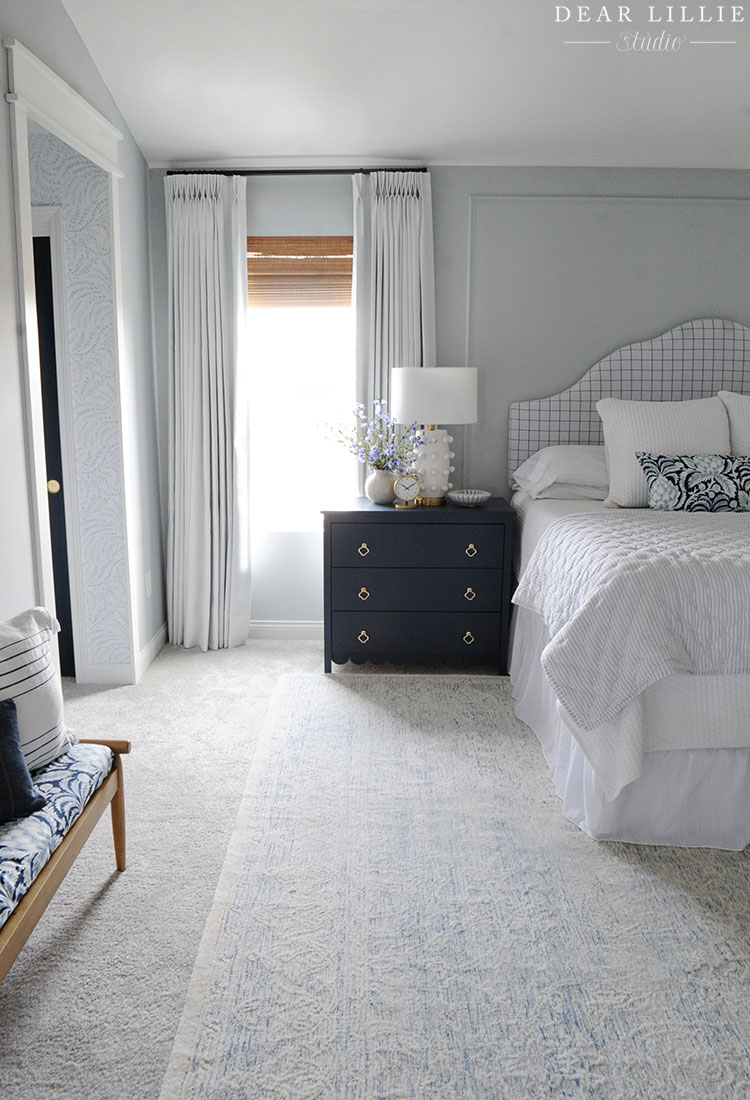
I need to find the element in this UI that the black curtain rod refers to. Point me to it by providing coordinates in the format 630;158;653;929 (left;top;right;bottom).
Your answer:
164;167;428;177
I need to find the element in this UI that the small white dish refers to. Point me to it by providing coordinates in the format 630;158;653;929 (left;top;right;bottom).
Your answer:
447;489;491;507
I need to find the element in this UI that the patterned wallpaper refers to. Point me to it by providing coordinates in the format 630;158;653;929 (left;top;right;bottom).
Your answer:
28;129;131;667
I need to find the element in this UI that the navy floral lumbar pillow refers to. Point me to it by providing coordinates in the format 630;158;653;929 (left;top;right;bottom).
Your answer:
636;453;750;512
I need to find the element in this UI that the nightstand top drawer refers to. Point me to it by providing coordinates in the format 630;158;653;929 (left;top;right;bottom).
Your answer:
331;522;505;569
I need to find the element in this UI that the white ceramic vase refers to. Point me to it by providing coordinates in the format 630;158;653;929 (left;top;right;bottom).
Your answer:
364;468;396;505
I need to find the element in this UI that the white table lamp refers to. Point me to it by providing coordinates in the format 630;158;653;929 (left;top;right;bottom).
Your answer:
391;367;478;505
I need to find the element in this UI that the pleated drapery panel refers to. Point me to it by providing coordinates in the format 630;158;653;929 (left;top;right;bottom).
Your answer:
352;170;436;416
165;174;251;651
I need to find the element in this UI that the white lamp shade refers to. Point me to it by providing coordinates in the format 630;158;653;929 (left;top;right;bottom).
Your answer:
391;367;478;425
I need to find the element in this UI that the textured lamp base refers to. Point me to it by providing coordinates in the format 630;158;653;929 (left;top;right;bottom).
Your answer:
414;428;455;504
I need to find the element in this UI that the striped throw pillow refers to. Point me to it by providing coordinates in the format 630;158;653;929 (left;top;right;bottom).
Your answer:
0;608;76;772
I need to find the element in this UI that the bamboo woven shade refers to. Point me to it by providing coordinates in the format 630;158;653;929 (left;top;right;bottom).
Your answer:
247;236;353;308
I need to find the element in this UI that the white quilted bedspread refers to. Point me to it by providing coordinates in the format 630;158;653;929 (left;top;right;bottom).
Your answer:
513;510;750;737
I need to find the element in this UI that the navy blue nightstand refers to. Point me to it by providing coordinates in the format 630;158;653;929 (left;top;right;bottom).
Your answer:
322;497;514;673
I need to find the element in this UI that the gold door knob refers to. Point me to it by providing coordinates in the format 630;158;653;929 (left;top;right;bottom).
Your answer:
357;542;370;557
464;587;476;602
463;631;475;646
357;630;370;644
358;587;370;601
47;478;61;495
465;543;477;558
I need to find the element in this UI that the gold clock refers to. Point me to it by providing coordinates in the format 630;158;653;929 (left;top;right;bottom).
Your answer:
393;473;421;508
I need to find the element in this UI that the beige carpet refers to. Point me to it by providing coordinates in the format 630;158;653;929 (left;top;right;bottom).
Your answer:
0;640;321;1100
1;643;749;1099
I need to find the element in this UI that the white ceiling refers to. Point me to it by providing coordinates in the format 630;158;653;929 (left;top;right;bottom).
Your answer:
60;0;750;170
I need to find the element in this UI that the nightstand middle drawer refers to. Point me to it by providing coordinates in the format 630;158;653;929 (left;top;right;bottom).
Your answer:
331;568;502;612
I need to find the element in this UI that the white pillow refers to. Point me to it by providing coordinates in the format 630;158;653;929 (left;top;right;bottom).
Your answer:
0;607;76;772
596;396;731;508
718;391;750;454
511;445;608;500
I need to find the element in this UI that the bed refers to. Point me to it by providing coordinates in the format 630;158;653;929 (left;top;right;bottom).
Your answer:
507;317;750;850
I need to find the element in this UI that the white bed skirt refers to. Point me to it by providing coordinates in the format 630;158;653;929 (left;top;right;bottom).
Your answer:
509;606;750;850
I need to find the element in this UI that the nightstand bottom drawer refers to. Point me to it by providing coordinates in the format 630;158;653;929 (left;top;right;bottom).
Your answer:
331;611;502;660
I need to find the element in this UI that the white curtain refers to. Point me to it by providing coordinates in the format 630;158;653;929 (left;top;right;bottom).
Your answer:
165;174;251;650
352;170;436;417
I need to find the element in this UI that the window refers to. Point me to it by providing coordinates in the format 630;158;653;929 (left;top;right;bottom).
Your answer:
247;236;356;535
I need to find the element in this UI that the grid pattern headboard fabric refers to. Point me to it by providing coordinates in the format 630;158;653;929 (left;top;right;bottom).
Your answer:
507;318;750;480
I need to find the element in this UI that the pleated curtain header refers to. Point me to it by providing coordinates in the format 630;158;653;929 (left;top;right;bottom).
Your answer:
370;170;429;199
165;173;246;203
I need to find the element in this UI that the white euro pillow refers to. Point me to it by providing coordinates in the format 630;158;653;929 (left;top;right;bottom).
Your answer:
718;391;750;454
511;445;608;500
0;607;77;772
596;396;731;508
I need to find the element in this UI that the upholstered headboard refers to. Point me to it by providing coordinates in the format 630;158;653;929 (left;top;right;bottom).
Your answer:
507;318;750;481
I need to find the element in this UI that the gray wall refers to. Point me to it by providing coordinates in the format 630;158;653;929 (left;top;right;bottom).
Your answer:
0;0;164;660
148;165;750;624
431;166;750;492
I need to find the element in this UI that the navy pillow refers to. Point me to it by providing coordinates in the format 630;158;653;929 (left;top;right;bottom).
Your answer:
636;453;750;512
0;699;46;826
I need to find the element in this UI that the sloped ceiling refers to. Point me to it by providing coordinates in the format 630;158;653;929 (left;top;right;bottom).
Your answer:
60;0;750;169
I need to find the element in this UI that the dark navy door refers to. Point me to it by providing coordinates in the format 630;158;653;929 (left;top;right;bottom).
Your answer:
33;235;75;677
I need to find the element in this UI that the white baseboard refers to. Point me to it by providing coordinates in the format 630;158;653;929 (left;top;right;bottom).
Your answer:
248;620;324;641
74;621;315;681
74;622;167;685
76;662;136;686
135;621;168;681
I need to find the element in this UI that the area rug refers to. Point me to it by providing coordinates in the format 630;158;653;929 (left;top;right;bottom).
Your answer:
159;673;750;1100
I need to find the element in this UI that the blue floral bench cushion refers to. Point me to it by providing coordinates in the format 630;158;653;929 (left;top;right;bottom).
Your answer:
0;742;114;930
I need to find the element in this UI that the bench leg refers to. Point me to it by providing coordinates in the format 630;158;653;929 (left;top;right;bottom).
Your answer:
110;754;127;871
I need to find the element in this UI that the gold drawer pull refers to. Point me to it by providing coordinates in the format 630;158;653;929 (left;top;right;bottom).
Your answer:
463;631;475;646
358;587;370;601
358;630;370;644
465;543;477;558
464;587;476;602
357;542;370;557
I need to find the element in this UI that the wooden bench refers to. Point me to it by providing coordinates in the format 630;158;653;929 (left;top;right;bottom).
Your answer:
0;738;130;984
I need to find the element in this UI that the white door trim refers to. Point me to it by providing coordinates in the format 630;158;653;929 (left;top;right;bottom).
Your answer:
5;40;139;683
